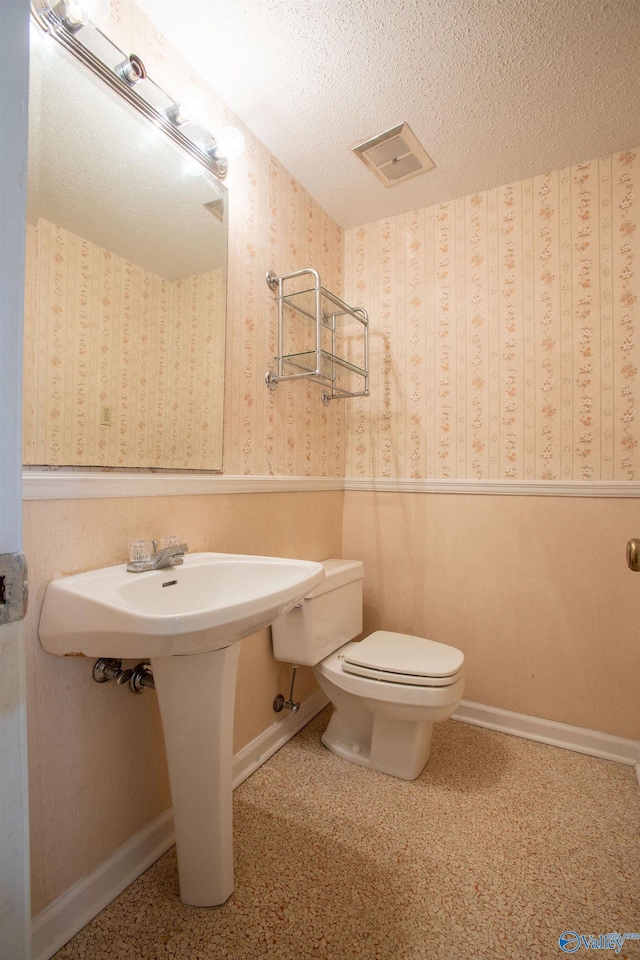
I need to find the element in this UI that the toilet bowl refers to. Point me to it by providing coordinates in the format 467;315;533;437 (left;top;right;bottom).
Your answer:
271;560;465;780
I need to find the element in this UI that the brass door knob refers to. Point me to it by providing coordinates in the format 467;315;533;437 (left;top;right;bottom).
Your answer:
627;539;640;571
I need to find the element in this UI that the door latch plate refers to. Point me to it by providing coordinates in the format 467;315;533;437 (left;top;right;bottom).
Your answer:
0;553;28;624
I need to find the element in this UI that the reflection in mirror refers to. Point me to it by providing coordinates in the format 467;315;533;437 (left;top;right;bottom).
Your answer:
24;25;227;470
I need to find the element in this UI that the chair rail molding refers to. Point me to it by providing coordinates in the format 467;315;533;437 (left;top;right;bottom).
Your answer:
22;471;640;500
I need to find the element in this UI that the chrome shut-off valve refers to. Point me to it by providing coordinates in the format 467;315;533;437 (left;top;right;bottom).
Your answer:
92;658;132;685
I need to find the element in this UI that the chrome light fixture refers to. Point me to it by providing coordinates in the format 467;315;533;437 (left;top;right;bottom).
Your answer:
31;0;244;180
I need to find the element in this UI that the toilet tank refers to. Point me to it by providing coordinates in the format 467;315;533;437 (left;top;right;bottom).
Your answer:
271;559;364;666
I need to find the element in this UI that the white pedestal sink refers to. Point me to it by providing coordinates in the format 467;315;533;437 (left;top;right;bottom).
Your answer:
39;552;324;906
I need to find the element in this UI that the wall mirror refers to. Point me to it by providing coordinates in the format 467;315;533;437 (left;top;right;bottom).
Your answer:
24;23;228;471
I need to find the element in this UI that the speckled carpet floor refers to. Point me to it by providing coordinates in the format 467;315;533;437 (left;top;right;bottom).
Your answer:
54;708;640;959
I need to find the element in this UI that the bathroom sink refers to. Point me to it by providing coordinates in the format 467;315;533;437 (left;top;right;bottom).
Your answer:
39;551;325;659
39;550;325;908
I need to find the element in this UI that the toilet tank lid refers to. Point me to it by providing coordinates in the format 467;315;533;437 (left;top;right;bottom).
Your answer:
305;559;364;598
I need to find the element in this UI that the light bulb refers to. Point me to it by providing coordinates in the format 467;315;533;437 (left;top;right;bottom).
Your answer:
177;94;210;129
215;125;245;161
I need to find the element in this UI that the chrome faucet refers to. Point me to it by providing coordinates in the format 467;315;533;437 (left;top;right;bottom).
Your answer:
126;539;189;573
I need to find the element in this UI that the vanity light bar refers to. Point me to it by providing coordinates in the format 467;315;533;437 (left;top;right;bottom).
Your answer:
30;0;230;180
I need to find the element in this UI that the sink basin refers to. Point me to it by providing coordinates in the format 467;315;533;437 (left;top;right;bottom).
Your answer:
39;551;325;908
39;551;325;658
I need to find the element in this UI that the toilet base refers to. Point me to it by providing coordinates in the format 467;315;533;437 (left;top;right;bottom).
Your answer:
312;643;463;781
322;709;433;780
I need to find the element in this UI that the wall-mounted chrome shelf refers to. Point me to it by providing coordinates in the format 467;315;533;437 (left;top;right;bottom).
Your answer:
265;268;369;405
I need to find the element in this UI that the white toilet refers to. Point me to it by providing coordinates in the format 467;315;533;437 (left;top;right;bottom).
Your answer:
271;559;465;780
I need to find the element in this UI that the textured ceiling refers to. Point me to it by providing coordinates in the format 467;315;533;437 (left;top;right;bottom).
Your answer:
136;0;640;228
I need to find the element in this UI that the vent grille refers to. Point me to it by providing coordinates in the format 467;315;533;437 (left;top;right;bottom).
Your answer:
353;122;435;188
386;154;423;182
366;135;410;167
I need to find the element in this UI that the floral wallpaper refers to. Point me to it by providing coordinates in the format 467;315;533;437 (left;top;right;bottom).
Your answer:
226;153;344;476
23;218;225;469
345;148;640;481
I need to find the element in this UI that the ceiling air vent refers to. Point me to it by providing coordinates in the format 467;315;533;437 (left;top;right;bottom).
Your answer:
353;122;435;188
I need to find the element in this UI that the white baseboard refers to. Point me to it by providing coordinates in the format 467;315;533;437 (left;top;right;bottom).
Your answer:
232;689;329;790
453;699;640;767
31;809;176;960
31;689;329;960
32;693;637;959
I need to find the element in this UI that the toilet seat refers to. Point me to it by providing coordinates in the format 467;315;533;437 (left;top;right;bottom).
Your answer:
341;630;464;687
317;642;465;711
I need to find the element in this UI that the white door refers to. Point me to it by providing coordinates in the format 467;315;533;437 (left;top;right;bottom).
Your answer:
0;1;32;957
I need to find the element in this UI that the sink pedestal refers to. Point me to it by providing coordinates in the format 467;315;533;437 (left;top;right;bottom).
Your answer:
151;644;241;907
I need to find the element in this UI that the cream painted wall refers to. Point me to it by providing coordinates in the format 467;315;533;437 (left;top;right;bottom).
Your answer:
25;491;342;914
343;491;640;740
